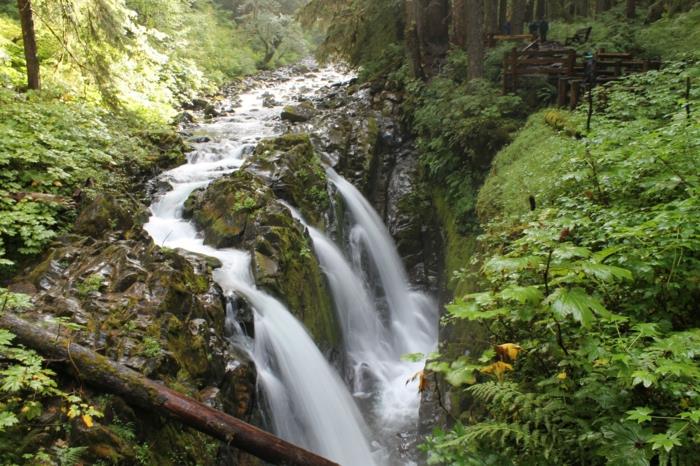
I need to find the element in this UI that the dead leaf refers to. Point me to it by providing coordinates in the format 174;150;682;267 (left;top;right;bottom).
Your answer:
81;414;93;428
406;370;429;393
496;343;522;362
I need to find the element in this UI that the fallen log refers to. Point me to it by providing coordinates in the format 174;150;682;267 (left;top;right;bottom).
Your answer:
0;313;339;466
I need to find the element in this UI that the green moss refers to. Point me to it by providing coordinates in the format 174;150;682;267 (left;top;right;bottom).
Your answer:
432;188;478;297
476;110;580;222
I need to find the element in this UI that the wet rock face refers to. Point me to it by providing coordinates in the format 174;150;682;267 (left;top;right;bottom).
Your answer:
11;197;258;465
294;81;444;291
184;134;340;354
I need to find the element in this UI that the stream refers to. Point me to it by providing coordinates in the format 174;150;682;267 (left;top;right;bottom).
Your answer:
144;64;437;465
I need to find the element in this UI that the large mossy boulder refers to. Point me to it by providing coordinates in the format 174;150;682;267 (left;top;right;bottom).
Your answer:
281;101;317;123
246;133;330;226
11;233;259;465
184;133;339;353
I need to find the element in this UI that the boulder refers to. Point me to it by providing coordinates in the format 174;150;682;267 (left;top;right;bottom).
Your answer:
184;134;340;353
281;101;317;123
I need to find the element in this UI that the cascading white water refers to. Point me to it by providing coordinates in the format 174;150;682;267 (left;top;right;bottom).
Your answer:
143;66;378;466
285;176;438;443
327;169;438;356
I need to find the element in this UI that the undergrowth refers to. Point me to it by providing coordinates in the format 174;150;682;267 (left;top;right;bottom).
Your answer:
423;61;700;465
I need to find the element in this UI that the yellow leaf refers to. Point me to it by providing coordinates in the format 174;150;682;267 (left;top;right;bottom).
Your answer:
557;371;567;380
81;414;93;428
496;343;522;362
480;361;513;381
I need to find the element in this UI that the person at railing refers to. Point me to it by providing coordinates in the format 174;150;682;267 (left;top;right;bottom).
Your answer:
538;19;549;42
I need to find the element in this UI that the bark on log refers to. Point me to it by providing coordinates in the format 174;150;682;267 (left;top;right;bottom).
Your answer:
0;313;339;466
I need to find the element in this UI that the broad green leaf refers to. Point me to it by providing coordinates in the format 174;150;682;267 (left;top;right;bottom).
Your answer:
500;285;544;305
631;370;657;388
680;410;700;423
581;262;633;282
401;353;426;363
484;255;543;274
626;407;653;424
648;433;681;452
0;411;18;431
546;287;612;327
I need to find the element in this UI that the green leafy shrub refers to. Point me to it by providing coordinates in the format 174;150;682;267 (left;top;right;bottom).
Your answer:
0;88;154;272
405;71;525;231
426;61;700;465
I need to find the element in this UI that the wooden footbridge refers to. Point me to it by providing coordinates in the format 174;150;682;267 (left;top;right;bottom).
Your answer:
502;46;661;107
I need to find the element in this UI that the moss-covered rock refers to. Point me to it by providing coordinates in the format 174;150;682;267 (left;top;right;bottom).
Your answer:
281;100;317;122
74;194;149;239
247;133;330;226
184;134;339;352
12;232;258;465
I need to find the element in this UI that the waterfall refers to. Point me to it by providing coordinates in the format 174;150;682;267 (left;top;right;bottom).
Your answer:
327;169;438;357
285;170;438;441
143;66;377;466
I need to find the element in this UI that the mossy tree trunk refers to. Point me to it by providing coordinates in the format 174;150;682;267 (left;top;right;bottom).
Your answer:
0;313;339;466
17;0;40;90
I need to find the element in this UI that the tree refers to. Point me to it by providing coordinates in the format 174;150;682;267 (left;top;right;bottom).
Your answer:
595;0;612;14
485;0;498;33
17;0;40;90
498;0;507;30
236;0;306;68
511;0;527;34
452;0;466;47
406;0;450;78
466;0;485;79
626;0;636;17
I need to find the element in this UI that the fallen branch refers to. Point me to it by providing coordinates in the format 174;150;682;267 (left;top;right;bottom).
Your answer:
0;313;338;466
9;192;74;206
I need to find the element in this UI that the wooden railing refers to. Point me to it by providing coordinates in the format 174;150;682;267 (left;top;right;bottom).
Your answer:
502;47;661;107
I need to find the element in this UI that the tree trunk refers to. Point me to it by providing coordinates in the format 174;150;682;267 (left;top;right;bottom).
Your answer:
0;313;339;466
17;0;40;90
626;0;636;17
466;0;485;79
411;0;450;77
525;0;535;22
498;0;507;31
485;0;498;33
535;0;546;19
595;0;612;14
511;0;527;34
452;0;467;47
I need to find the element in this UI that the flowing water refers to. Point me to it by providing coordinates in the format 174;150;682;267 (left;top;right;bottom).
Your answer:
144;65;437;465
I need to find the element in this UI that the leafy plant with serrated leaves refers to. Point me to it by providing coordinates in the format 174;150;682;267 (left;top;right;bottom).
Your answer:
425;61;700;464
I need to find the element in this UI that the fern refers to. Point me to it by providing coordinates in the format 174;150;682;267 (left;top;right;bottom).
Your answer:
54;445;88;466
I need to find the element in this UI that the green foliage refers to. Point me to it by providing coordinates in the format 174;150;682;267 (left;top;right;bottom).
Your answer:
0;87;153;271
0;317;102;465
547;4;700;61
427;62;700;464
638;4;700;59
76;273;105;297
405;66;525;231
300;0;403;68
141;336;163;358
